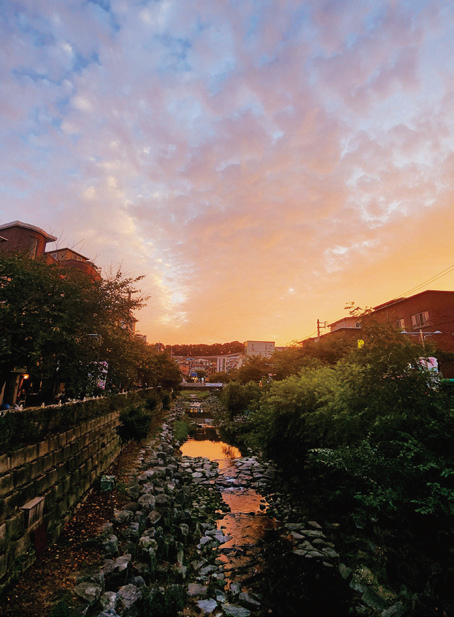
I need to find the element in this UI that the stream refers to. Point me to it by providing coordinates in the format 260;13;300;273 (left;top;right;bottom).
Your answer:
180;435;276;589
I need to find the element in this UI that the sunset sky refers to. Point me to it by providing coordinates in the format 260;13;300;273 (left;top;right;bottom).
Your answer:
2;0;454;345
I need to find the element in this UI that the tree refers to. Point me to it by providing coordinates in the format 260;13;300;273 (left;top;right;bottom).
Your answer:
220;381;262;420
0;254;148;403
207;371;231;383
237;355;272;384
150;353;182;390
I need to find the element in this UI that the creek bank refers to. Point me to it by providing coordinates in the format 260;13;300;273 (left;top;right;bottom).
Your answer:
70;406;411;617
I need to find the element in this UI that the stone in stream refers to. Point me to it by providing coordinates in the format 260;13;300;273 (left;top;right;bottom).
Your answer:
116;584;143;616
187;582;208;597
239;591;261;610
197;598;219;614
223;604;251;617
99;591;118;612
147;510;162;526
138;493;155;512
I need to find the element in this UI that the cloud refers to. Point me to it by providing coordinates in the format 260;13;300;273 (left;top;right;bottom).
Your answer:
1;0;454;344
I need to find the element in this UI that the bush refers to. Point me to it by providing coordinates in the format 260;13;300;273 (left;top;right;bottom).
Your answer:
0;389;157;454
117;404;152;443
173;419;190;442
162;392;171;410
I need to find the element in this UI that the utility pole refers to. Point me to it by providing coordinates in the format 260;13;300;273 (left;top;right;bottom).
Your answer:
317;320;328;339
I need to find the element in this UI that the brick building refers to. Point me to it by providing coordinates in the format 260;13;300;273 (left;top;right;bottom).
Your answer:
0;220;57;258
306;290;454;377
0;221;101;281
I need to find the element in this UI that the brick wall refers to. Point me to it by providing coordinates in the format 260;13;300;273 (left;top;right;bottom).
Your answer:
0;411;120;593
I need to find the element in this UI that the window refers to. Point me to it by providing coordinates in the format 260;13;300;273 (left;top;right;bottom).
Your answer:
27;236;38;259
396;318;405;330
411;311;429;329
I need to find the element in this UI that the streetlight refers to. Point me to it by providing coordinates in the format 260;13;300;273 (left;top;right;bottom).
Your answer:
401;330;442;343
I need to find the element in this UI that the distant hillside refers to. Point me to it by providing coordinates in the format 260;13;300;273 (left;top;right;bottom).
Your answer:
167;341;244;357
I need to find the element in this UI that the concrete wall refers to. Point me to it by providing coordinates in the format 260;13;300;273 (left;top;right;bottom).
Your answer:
0;411;120;593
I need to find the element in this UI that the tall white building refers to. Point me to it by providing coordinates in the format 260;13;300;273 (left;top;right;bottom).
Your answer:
244;340;275;358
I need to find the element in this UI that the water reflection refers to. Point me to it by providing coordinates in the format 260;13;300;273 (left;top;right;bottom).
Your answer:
180;437;276;587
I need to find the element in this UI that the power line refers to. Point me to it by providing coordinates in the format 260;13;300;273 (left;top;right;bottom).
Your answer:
399;265;454;298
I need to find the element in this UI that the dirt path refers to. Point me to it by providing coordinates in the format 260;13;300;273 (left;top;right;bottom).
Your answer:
0;438;152;617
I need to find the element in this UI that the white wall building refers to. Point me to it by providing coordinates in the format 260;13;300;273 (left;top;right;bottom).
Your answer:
244;340;275;358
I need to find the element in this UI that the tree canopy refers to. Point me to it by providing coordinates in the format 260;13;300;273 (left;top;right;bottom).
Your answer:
0;253;180;404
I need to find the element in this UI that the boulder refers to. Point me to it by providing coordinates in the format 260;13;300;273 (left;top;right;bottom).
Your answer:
74;581;102;605
116;583;143;617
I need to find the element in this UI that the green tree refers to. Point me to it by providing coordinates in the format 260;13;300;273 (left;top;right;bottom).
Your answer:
220;380;262;420
150;353;182;390
237;355;272;384
0;254;148;403
207;371;231;383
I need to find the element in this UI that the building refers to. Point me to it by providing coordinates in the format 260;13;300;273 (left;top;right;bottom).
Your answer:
216;353;244;373
0;220;57;258
0;221;101;281
46;247;101;281
0;221;102;406
244;340;275;358
367;290;454;352
304;290;454;377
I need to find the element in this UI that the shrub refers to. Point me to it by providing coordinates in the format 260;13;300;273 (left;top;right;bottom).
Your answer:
117;404;152;443
173;419;190;442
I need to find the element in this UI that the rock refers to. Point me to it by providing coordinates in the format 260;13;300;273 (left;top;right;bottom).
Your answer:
138;493;155;513
215;590;227;603
223;604;251;617
124;522;140;540
132;562;150;582
187;583;208;597
339;563;352;580
116;584;143;617
103;535;119;556
292;549;307;556
323;547;340;559
148;547;157;576
130;576;146;587
74;581;102;605
199;535;213;547
291;531;306;541
104;555;132;590
303;529;325;538
126;484;141;501
239;592;261;610
179;523;190;543
100;475;116;491
382;602;407;617
155;493;170;508
114;510;134;525
99;522;114;538
361;588;388;611
100;591;118;611
147;510;162;526
197;598;219;614
200;564;217;576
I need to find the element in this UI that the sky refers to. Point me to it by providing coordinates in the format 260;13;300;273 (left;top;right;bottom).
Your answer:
2;0;454;346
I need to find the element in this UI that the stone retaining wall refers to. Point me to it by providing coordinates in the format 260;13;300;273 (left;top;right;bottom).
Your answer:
0;411;121;593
